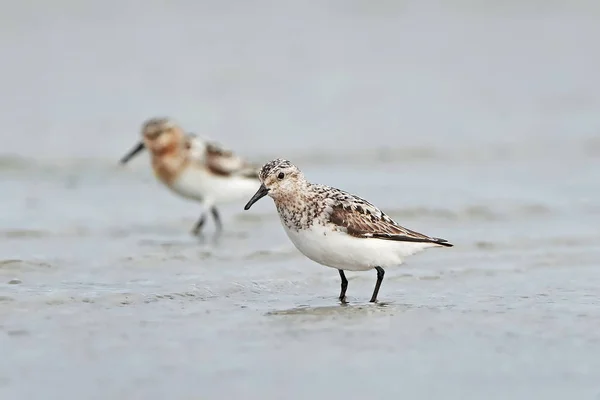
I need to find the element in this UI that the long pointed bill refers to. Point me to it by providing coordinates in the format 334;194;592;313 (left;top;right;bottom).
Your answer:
119;142;145;164
244;184;269;210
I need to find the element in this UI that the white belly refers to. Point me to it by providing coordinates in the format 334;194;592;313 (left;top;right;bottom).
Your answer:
169;167;259;206
282;222;437;271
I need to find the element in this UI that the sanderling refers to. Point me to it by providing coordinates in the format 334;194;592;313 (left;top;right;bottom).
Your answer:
243;158;453;303
120;117;260;235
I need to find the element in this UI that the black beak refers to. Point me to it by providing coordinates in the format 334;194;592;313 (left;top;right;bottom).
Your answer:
119;142;145;164
244;184;269;210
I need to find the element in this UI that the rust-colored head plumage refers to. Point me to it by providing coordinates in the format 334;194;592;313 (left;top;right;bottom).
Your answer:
139;117;186;154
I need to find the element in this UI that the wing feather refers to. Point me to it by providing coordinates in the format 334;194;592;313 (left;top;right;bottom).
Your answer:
203;141;259;179
328;200;451;246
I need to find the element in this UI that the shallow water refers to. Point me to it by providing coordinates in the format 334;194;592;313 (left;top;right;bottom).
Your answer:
1;1;600;399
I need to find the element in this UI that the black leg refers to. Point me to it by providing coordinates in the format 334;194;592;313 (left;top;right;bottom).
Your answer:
369;267;385;303
338;269;348;303
191;212;206;236
210;206;222;233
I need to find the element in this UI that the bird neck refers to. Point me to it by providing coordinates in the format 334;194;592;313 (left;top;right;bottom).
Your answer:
273;183;323;231
149;143;190;184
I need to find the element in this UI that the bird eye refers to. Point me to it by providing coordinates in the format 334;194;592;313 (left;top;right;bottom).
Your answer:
277;172;285;180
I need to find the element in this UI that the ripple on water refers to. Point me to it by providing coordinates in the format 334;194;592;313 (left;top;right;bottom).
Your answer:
0;259;53;272
264;300;461;320
0;228;93;239
266;302;395;317
0;229;49;239
26;289;216;308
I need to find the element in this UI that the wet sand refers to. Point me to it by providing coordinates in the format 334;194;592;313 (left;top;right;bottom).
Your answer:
1;1;600;399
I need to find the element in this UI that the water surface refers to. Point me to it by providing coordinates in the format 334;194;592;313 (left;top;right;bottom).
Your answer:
1;1;600;399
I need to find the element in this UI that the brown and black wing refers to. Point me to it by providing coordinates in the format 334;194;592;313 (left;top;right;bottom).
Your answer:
329;203;452;247
204;142;259;179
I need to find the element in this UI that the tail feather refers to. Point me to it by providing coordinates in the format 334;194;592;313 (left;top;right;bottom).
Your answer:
372;233;453;247
432;237;453;247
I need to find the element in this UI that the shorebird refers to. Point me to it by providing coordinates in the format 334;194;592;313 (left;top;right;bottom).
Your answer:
120;118;260;235
243;158;453;303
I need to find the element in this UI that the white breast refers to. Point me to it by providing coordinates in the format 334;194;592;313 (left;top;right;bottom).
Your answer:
281;221;437;271
170;166;258;206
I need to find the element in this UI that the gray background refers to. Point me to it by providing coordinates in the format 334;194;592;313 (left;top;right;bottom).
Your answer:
1;1;599;399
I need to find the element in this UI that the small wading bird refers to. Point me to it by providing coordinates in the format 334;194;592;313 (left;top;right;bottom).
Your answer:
244;158;453;303
120;118;260;235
